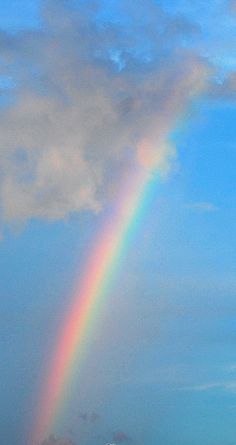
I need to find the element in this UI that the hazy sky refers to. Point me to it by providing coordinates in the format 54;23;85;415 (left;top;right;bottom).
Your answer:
1;1;236;445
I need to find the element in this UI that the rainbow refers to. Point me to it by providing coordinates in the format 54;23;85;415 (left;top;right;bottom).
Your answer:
30;166;153;445
28;62;208;443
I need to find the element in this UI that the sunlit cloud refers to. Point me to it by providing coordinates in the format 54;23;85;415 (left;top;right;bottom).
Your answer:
0;0;208;226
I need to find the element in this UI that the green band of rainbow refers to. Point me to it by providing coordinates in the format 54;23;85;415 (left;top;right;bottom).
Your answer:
30;167;152;445
28;65;208;443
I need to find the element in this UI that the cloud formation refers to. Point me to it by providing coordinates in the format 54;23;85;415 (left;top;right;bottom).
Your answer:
0;0;208;225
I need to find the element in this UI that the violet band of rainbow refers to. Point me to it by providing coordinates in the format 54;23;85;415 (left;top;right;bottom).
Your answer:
29;167;152;445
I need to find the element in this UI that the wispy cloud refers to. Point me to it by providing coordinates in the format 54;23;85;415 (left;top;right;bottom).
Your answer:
208;72;236;99
180;380;236;393
184;201;219;212
227;364;236;372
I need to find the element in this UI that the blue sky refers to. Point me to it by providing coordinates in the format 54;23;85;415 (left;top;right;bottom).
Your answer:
1;1;236;445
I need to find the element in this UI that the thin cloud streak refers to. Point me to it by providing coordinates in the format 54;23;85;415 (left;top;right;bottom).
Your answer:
179;380;236;393
184;201;219;212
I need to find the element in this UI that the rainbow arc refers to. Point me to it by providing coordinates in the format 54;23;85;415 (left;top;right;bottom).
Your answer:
30;167;152;445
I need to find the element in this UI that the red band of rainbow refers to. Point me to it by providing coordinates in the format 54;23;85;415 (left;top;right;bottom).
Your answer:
29;167;151;445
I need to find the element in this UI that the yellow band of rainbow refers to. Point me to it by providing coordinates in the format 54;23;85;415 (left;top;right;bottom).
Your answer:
30;167;152;445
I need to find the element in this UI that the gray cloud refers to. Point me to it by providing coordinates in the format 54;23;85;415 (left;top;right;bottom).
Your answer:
112;431;132;443
78;411;100;423
40;434;75;445
229;0;236;13
0;0;209;225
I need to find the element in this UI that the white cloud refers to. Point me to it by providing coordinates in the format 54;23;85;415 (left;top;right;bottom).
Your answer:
0;0;209;225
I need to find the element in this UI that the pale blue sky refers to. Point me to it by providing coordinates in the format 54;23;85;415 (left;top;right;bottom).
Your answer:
1;2;236;445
